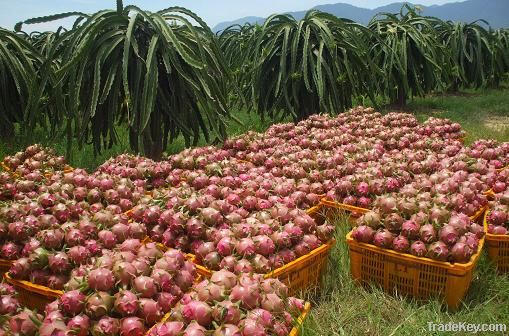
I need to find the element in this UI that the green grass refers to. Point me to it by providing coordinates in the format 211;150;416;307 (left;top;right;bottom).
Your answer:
301;211;509;336
2;88;509;335
405;87;509;144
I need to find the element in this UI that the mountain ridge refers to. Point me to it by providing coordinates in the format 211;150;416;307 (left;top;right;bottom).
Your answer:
213;0;509;32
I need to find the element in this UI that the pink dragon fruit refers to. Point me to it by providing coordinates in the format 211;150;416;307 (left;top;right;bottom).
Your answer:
88;268;115;291
114;290;139;317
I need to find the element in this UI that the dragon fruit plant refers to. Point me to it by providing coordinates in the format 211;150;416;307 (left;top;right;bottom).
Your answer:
38;244;196;335
0;282;43;336
149;270;307;336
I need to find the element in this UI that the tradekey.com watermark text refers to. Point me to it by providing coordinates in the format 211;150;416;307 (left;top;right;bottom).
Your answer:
428;321;507;334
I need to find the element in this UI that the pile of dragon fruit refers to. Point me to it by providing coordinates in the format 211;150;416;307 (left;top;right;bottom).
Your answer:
37;244;196;335
349;167;490;263
486;169;509;235
149;271;306;336
2;106;509;333
131;188;335;274
2;144;67;175
0;282;43;336
0;168;150;265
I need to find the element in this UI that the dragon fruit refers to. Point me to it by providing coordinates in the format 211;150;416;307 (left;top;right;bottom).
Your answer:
92;317;120;335
138;298;162;324
67;315;90;336
182;301;212;326
9;309;43;336
114;290;139;316
120;317;146;336
60;290;86;316
48;252;72;274
38;229;65;250
85;291;114;319
0;295;20;314
88;268;115;291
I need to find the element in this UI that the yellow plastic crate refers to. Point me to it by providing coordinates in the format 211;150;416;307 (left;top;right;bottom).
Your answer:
192;205;335;295
470;206;487;223
320;198;369;216
150;302;311;336
5;272;63;312
194;239;335;296
289;302;311;336
346;232;484;310
265;240;335;295
483;210;509;274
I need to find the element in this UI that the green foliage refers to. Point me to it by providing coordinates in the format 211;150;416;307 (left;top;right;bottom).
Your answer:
489;28;509;87
437;20;493;89
17;4;230;160
0;28;42;137
217;24;261;110
249;11;375;121
1;3;509;151
368;5;450;105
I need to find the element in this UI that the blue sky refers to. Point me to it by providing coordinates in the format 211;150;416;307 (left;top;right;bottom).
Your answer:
0;0;463;31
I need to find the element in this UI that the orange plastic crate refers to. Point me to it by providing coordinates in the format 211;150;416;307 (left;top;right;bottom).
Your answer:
483;210;509;274
5;272;63;312
43;165;74;179
484;189;495;199
151;302;311;336
193;205;335;295
145;312;171;335
0;161;11;172
346;232;484;310
194;239;335;296
470;206;487;223
320;198;369;216
288;302;311;336
63;165;74;174
1;161;20;178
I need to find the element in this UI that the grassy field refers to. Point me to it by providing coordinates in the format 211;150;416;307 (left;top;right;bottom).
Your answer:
1;87;509;335
2;86;509;170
